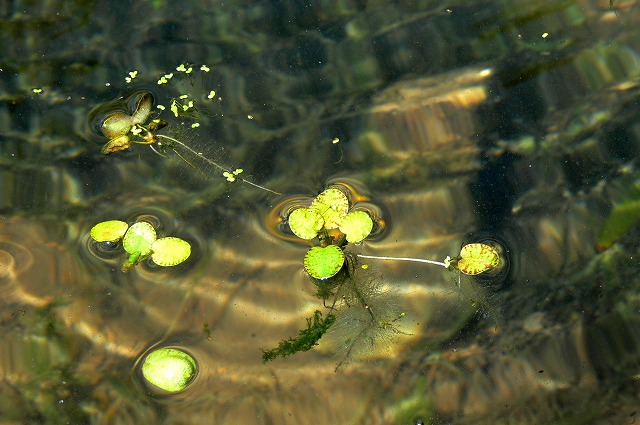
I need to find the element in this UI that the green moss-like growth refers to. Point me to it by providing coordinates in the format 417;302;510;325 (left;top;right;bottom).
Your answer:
261;310;336;362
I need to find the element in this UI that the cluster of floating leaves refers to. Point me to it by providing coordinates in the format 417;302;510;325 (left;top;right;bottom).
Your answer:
90;220;191;272
288;188;374;280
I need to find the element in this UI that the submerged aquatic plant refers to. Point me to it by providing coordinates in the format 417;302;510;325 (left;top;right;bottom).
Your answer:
262;186;385;364
261;310;336;363
89;220;191;272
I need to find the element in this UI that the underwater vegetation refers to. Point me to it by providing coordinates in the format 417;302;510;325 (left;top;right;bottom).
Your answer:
261;185;504;367
84;65;507;376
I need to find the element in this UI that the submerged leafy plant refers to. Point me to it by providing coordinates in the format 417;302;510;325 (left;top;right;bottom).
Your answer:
89;220;191;272
261;310;336;363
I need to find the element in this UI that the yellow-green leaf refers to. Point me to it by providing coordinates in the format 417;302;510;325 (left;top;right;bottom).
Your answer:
303;246;345;280
288;208;324;240
90;220;129;242
130;92;153;125
339;210;373;243
309;188;349;229
123;222;157;257
101;112;133;139
151;237;192;266
456;243;500;275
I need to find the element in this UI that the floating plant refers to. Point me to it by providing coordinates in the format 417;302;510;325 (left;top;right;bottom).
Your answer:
357;242;502;277
262;186;382;364
141;347;197;392
90;68;280;195
90;220;129;243
89;220;191;272
304;246;345;280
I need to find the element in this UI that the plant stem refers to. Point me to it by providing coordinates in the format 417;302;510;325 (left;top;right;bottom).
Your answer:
356;254;448;268
156;134;281;195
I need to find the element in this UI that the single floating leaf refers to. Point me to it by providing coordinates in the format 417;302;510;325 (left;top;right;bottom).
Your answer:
309;188;349;229
151;237;191;266
123;222;156;257
457;243;500;275
288;208;324;240
339;210;374;243
304;245;345;280
142;348;197;392
90;220;129;242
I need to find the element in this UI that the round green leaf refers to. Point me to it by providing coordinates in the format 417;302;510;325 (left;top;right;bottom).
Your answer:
151;237;191;266
90;220;129;243
309;188;349;229
288;208;324;240
142;348;197;392
303;246;345;280
123;222;156;257
339;210;374;243
457;243;500;275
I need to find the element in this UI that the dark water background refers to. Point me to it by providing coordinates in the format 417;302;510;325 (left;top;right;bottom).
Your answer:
1;0;640;424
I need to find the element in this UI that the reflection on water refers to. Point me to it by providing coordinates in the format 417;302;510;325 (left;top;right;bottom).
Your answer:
1;0;640;423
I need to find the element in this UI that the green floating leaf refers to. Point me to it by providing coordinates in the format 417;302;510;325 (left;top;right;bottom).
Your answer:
339;210;374;243
457;243;500;275
261;310;336;362
123;222;157;257
304;245;345;280
142;348;197;392
288;208;324;240
90;220;129;243
151;237;191;266
309;188;349;229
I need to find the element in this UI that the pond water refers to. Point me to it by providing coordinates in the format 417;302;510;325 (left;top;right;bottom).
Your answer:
1;0;640;424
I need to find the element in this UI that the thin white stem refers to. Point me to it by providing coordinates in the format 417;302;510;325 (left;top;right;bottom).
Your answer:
156;134;281;195
356;254;448;268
